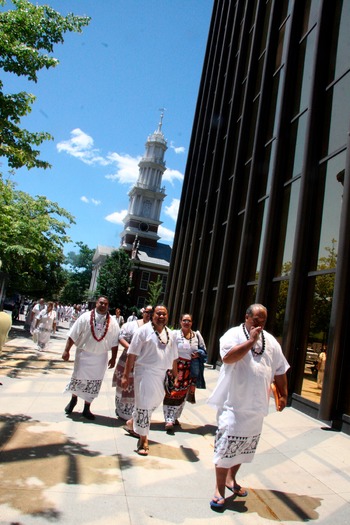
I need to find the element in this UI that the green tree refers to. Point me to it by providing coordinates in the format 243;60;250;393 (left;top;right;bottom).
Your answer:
59;242;94;304
0;0;90;170
147;275;163;306
0;175;74;295
96;250;132;311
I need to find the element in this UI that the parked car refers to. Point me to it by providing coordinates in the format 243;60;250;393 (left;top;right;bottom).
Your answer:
306;348;319;377
306;348;319;364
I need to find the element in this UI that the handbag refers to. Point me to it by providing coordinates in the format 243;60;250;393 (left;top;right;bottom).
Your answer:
164;369;175;395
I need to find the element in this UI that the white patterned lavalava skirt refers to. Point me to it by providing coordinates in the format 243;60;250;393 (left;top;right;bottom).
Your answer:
64;348;108;403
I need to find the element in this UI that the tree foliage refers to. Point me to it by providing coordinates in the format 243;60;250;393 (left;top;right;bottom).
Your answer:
0;174;74;296
0;0;90;170
147;275;163;306
96;250;132;310
59;242;94;304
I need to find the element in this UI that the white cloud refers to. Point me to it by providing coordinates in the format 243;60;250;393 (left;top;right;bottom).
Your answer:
58;129;185;185
170;141;185;154
105;153;140;184
81;196;101;206
57;128;109;166
158;225;175;242
163;168;184;185
105;209;128;224
165;198;180;222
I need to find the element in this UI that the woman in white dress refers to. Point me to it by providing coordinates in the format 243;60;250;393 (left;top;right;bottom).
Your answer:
112;306;153;421
163;313;207;431
121;305;178;456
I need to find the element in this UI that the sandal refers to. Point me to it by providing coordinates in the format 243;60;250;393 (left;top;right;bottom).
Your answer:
226;484;248;497
136;438;149;456
123;424;139;438
210;497;225;511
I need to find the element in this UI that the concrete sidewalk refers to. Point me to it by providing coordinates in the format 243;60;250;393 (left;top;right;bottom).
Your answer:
1;324;350;525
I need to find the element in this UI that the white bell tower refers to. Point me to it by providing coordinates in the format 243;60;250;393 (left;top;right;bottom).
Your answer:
120;111;167;251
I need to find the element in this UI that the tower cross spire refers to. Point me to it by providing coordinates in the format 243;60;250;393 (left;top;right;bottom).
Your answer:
158;107;166;132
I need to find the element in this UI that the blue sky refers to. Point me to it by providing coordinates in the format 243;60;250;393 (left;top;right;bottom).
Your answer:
2;0;213;254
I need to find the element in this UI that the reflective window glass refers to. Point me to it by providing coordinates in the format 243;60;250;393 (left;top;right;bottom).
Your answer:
317;152;345;266
326;73;350;155
301;274;334;403
238;162;251;212
258;142;273;199
293;29;316;116
228;213;244;287
255;199;268;276
276;179;301;276
266;71;281;142
287;112;307;179
333;0;350;80
269;280;289;340
259;0;272;56
301;0;318;37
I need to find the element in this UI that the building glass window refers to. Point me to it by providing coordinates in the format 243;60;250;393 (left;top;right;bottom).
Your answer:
228;214;244;287
246;97;259;161
259;0;271;56
276;178;301;276
332;0;350;81
238;162;251;212
292;28;316;117
161;275;167;292
301;0;318;37
249;200;265;281
269;279;289;340
140;271;150;290
266;139;277;196
275;24;285;70
265;71;281;143
317;152;345;266
301;273;335;403
291;112;307;179
255;198;268;276
325;73;350;156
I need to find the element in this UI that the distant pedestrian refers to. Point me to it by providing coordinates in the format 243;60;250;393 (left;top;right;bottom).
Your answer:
113;308;125;327
34;301;57;351
127;311;138;322
30;298;46;343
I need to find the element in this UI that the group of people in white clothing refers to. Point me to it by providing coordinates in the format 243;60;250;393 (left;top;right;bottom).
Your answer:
61;298;290;512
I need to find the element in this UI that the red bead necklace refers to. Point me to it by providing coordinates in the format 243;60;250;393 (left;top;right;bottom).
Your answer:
90;309;110;342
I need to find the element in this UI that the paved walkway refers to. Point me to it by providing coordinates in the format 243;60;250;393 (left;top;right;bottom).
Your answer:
0;323;350;525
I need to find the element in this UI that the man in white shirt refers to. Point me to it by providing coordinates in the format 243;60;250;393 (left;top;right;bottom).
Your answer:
208;304;289;511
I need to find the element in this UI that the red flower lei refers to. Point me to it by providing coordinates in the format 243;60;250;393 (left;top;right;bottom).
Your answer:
90;309;110;342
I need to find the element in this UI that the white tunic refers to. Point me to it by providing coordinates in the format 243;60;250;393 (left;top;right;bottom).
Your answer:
128;323;178;410
208;324;290;467
68;310;120;355
64;310;120;402
208;325;289;417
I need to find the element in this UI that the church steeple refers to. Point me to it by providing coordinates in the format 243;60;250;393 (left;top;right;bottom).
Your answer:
120;112;168;252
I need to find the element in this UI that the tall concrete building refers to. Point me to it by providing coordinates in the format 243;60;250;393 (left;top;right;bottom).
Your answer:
167;0;350;433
